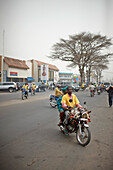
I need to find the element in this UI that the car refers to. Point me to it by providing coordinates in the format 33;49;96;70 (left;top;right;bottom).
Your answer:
36;82;46;92
0;82;17;92
57;82;79;92
104;82;110;89
72;84;80;92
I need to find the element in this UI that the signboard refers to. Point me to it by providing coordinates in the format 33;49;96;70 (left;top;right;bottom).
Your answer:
10;72;18;76
54;71;59;83
41;65;48;80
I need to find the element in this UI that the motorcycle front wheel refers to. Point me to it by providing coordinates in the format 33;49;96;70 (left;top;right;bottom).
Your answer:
76;127;91;146
50;98;57;108
22;93;24;100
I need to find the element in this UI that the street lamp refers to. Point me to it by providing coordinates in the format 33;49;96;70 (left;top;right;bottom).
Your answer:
1;29;5;82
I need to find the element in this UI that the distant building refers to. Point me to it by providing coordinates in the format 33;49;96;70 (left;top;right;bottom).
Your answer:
59;72;73;82
0;56;59;82
0;56;30;82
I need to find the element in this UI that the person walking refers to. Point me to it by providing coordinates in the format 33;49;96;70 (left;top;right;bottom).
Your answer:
106;85;113;107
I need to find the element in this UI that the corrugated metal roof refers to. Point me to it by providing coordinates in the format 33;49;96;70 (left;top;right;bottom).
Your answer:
4;57;29;69
35;60;59;71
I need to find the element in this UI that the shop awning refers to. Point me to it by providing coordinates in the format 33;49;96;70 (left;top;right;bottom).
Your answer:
27;77;35;82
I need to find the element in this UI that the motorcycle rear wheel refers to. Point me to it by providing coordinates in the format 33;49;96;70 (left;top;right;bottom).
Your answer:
22;93;24;100
50;98;57;108
76;127;91;146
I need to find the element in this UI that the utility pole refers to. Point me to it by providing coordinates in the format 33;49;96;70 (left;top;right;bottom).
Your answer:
1;29;5;82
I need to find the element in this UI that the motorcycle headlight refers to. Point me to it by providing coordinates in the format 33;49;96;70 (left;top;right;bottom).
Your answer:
71;109;75;114
82;112;87;118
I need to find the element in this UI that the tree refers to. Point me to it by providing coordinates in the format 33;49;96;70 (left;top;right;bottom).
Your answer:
92;64;108;83
48;32;113;85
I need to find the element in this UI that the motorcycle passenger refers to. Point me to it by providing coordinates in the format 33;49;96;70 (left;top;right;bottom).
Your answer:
55;84;63;97
31;82;36;94
57;86;67;126
61;86;83;135
22;83;29;96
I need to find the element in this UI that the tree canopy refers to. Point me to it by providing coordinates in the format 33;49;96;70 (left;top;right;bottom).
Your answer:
48;32;113;84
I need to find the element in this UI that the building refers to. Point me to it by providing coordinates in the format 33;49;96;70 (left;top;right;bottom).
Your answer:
34;60;59;82
58;72;73;83
0;56;59;83
0;56;31;82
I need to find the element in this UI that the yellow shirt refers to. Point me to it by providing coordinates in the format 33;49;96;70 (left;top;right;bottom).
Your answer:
31;84;36;89
55;87;63;97
61;93;79;107
22;85;29;91
82;83;84;87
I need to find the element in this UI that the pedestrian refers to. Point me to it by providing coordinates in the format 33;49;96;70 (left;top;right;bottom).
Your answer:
106;85;113;107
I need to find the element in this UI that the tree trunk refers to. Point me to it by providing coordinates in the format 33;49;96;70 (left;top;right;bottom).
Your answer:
79;66;84;86
88;66;91;83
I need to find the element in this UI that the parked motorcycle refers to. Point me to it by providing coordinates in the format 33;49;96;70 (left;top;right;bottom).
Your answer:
21;89;28;100
49;95;59;108
59;102;91;146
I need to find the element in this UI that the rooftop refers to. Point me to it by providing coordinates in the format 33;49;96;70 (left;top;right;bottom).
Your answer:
4;57;29;69
35;60;59;71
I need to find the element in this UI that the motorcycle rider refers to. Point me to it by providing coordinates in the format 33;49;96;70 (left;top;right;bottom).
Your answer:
57;86;68;126
97;84;101;94
61;86;83;135
55;84;63;97
89;83;95;95
31;82;36;94
22;82;29;96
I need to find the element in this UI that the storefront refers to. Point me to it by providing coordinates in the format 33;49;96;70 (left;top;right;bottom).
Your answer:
0;56;59;83
3;57;30;82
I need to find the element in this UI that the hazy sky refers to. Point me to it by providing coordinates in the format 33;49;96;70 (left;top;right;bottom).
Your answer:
0;0;113;81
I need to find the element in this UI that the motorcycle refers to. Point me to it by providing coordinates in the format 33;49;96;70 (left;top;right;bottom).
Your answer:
97;88;101;95
21;89;28;100
59;102;91;147
49;95;59;108
90;90;94;97
31;87;35;95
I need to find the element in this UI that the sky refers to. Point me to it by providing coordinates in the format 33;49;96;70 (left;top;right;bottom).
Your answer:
0;0;113;82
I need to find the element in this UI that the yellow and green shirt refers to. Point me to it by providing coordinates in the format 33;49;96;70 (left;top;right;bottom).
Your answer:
22;85;29;91
55;87;63;97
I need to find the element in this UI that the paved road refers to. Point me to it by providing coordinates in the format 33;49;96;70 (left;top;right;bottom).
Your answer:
0;90;113;170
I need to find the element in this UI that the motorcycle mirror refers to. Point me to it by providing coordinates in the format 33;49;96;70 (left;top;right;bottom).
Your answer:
84;101;86;105
69;99;73;102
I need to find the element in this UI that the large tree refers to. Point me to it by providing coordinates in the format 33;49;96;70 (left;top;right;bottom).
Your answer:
48;32;113;85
